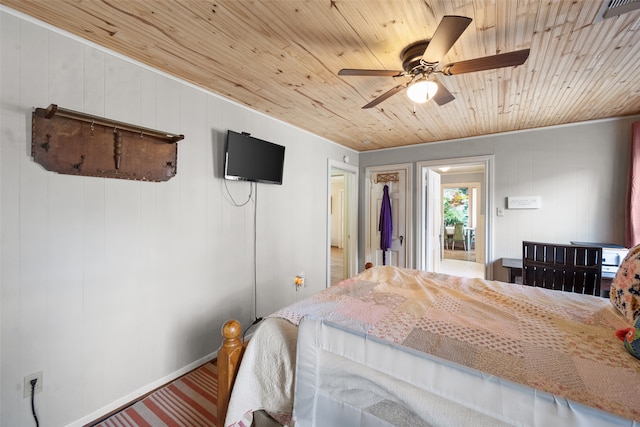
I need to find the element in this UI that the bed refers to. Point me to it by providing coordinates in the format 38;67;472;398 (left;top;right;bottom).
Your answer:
217;266;640;427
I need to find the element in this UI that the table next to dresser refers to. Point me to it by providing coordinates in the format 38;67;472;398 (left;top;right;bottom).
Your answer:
500;257;613;298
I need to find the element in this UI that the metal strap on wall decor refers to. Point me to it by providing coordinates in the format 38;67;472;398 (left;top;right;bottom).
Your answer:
43;104;184;142
375;172;399;183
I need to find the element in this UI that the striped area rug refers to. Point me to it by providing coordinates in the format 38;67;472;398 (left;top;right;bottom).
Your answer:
95;362;218;426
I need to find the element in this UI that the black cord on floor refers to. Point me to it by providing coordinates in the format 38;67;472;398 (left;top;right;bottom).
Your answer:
30;379;39;427
242;316;264;342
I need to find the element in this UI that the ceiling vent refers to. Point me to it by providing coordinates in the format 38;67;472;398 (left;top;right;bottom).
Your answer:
595;0;640;22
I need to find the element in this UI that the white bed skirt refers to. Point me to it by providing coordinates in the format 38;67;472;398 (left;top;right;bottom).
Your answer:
294;316;638;427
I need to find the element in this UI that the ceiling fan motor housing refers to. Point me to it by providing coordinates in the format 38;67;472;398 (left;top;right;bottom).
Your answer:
401;41;432;72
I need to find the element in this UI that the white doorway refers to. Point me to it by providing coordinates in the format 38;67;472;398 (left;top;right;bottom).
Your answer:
364;164;413;268
425;168;442;272
417;156;493;279
442;182;481;261
327;160;358;286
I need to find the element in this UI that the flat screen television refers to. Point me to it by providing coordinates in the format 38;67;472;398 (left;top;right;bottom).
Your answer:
224;130;285;185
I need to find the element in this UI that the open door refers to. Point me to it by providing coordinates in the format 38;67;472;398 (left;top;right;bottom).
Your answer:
328;160;358;286
417;156;493;279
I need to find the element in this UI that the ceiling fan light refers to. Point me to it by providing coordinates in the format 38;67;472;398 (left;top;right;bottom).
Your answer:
407;80;438;103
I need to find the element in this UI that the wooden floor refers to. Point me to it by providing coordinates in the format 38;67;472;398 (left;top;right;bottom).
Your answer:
439;258;485;278
331;246;343;285
443;247;476;262
442;246;484;278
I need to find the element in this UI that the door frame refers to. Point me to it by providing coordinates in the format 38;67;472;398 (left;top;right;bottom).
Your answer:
364;163;413;269
416;155;494;279
327;159;358;287
424;168;442;273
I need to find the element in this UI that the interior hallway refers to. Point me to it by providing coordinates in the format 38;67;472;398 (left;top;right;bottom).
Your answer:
332;246;484;283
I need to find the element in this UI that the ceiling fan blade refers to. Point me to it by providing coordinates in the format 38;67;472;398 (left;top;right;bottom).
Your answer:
432;80;455;106
422;15;472;64
441;49;530;75
338;69;403;77
362;83;407;109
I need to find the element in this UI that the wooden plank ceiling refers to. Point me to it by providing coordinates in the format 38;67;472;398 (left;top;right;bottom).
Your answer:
2;0;639;151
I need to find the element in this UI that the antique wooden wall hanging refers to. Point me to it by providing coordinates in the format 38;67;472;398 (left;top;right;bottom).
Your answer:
32;104;184;182
374;172;399;184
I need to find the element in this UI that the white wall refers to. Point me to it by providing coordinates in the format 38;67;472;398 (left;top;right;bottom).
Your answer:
0;9;357;426
359;115;638;281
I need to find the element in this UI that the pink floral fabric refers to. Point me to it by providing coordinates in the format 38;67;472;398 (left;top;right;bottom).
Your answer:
611;243;640;322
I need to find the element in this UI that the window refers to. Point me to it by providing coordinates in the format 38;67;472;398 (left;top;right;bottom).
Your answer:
442;183;479;229
443;187;468;227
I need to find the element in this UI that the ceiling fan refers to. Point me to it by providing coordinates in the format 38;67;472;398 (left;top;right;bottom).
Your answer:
338;15;530;109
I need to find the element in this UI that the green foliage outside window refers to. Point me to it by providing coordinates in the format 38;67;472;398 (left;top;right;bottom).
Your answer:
443;188;469;227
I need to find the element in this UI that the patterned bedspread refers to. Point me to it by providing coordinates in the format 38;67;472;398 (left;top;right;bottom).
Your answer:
272;266;640;422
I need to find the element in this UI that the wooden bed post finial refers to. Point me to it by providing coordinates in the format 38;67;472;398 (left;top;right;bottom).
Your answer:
222;319;242;344
217;319;244;427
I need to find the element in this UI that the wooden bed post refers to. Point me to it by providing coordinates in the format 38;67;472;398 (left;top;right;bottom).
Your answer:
217;319;244;427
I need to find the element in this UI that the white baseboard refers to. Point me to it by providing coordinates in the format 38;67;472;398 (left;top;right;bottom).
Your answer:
66;350;218;427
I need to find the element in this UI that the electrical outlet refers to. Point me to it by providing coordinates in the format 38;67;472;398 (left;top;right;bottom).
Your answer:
23;371;43;398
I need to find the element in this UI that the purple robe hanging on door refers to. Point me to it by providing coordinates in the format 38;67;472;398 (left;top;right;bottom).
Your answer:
379;184;393;265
